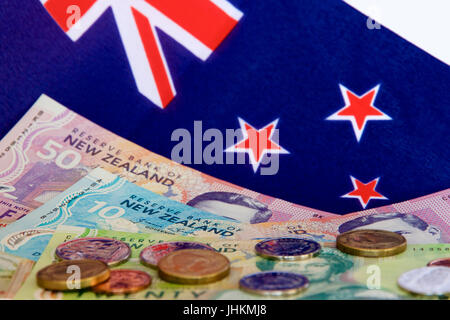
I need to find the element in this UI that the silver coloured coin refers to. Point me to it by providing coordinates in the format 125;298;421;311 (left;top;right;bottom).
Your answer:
397;266;450;296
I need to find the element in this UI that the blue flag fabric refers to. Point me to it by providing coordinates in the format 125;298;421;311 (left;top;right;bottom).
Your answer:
0;0;448;214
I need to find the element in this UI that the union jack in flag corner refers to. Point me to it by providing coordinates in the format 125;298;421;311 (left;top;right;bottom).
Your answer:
42;0;243;108
0;0;449;215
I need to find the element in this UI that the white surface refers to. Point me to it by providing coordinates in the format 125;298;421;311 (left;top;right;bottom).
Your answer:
344;0;450;66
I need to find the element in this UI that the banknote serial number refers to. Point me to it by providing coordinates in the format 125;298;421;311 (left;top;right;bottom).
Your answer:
412;247;449;252
183;304;267;317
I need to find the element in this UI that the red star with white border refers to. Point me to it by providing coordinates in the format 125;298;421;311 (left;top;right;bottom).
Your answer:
342;176;388;209
225;118;289;172
326;84;392;142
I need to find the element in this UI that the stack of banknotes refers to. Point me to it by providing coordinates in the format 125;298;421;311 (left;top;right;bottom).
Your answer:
0;95;448;300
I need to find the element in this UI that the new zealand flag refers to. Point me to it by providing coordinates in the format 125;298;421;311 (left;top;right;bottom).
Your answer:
0;0;449;214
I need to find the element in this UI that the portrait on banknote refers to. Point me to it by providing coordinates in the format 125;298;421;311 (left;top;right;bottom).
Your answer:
212;248;402;300
187;192;273;224
338;212;442;244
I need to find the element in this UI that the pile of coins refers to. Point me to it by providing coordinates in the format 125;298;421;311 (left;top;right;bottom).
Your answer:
37;236;321;295
36;238;228;294
36;230;449;297
37;237;153;294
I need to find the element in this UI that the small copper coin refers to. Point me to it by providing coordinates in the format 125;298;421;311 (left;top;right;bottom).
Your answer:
36;259;110;291
427;257;450;267
158;249;230;284
92;269;152;294
336;229;407;257
55;237;131;266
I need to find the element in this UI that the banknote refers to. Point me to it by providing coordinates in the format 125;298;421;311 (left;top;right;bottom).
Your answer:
0;94;335;226
3;168;446;262
250;189;450;245
14;226;449;300
0;168;345;263
0;251;34;299
14;225;259;300
0;167;256;261
213;244;450;300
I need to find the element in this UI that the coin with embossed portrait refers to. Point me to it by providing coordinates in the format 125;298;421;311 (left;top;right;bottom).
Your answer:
255;238;321;261
55;237;131;266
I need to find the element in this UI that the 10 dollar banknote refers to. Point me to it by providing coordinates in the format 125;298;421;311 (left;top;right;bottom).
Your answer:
0;168;251;261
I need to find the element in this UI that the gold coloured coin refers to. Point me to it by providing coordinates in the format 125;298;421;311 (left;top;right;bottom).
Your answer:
158;249;230;284
336;229;407;257
36;259;110;291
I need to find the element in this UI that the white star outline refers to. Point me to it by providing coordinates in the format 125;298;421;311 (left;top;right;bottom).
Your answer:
225;117;290;173
326;84;392;142
341;176;388;209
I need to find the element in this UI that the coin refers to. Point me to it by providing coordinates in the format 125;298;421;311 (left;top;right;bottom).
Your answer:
92;269;152;294
427;257;450;267
255;238;321;260
239;271;309;296
336;229;407;257
158;249;230;284
36;259;110;291
140;241;214;268
398;266;450;296
55;237;131;266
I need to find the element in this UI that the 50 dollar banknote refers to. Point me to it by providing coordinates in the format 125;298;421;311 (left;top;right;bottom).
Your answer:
0;94;335;226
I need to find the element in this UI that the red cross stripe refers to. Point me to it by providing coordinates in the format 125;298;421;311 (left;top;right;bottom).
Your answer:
42;0;243;108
